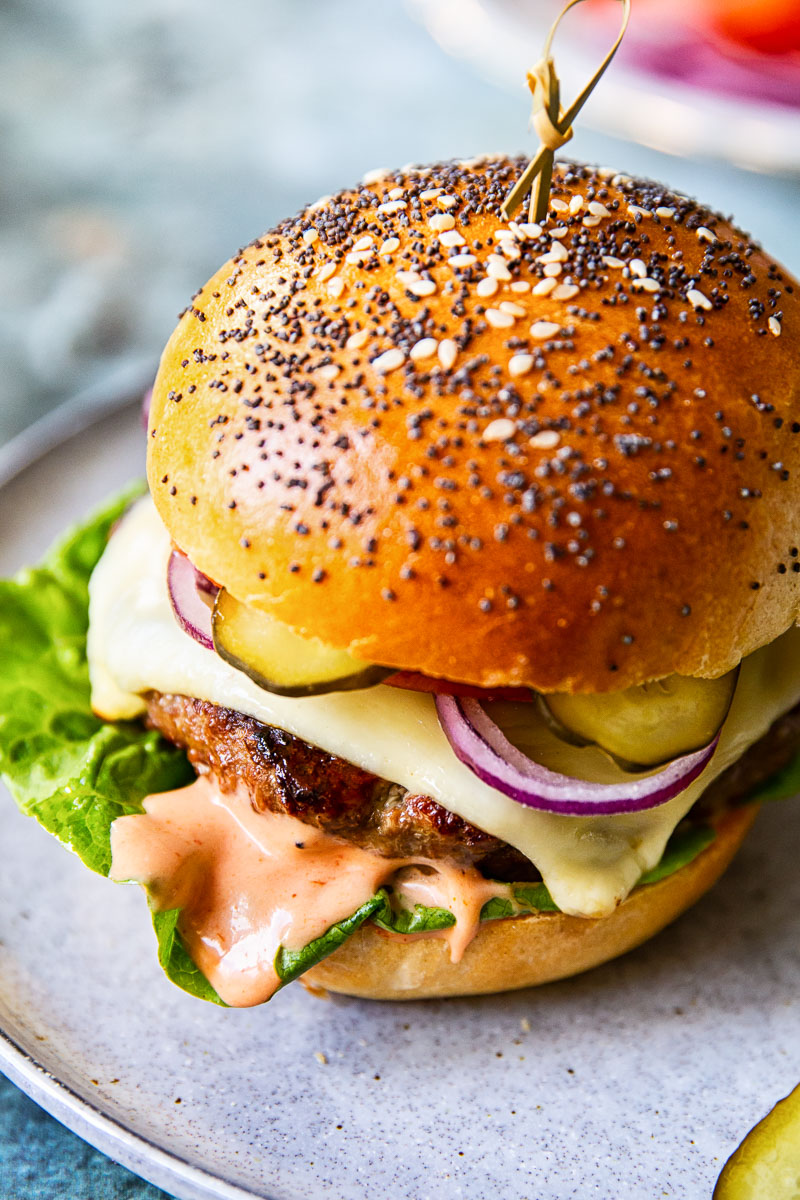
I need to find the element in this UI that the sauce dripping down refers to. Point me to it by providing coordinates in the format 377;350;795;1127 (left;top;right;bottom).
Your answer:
110;777;511;1006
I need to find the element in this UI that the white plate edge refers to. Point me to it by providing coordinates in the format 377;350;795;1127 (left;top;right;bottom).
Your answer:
0;1028;265;1200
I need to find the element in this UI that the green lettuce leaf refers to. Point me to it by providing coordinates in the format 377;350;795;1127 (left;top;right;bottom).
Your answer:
152;909;225;1006
275;892;389;985
748;750;800;805
0;487;210;1001
638;823;716;886
0;486;193;875
373;896;456;935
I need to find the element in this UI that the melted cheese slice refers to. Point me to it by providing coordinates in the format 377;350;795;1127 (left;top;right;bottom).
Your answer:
88;498;800;918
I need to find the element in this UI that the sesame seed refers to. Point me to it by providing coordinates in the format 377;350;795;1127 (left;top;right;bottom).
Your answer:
437;194;458;209
656;206;675;219
687;288;713;310
379;237;400;255
509;354;534;378
629;259;647;278
397;269;422;286
346;250;370;266
388;186;404;200
317;262;337;282
510;280;531;293
543;263;563;278
362;167;391;184
346;329;369;350
410;337;438;362
302;228;319;246
519;222;543;238
429;213;456;233
486;308;515;329
317;364;340;381
438;339;458;370
476;276;500;297
500;300;527;318
550;198;568;213
603;256;624;269
498;239;521;262
487;255;512;281
551;282;579;301
697;226;717;244
530;320;561;339
372;348;405;374
449;253;478;268
631;277;659;292
406;278;438;297
493;228;513;241
484;418;516;442
420;187;443;201
377;200;407;215
439;229;466;248
588;200;611;217
569;194;584;214
533;277;557;296
628;204;652;219
769;316;782;337
530;430;561;449
539;241;568;263
327;277;345;297
352;235;374;252
582;215;602;228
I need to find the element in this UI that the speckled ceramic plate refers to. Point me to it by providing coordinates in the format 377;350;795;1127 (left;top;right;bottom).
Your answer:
3;387;800;1200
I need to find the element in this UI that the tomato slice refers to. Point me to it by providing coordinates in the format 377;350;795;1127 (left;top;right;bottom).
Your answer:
386;671;534;703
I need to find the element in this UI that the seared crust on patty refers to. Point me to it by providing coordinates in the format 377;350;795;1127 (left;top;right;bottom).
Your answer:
145;691;800;877
144;691;504;866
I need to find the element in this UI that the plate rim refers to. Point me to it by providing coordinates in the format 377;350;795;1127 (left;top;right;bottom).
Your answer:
0;356;155;492
0;1027;264;1200
0;383;274;1200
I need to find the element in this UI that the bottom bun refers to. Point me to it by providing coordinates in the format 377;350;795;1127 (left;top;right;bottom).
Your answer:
303;804;758;1001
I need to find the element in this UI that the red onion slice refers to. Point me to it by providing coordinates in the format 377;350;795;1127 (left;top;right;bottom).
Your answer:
435;695;719;817
167;550;218;650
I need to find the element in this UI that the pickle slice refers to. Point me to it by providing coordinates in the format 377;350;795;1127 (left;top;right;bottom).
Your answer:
714;1084;800;1199
541;670;738;770
212;589;392;697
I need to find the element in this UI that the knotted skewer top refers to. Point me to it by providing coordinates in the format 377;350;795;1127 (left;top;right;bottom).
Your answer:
502;0;631;224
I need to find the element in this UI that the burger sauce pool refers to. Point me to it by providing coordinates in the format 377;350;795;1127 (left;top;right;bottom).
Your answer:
110;776;506;1005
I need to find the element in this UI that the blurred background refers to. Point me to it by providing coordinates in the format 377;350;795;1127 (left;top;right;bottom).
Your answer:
1;0;800;1195
2;0;800;450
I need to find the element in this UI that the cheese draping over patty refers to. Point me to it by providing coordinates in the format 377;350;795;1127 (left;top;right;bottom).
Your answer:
88;498;800;918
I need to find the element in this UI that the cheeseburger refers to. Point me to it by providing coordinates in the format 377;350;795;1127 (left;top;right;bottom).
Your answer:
12;156;800;1006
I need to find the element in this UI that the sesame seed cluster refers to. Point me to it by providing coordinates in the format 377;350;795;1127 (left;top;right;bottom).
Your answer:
148;157;800;691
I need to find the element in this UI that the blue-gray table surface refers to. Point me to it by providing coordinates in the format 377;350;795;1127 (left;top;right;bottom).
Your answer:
2;0;800;1196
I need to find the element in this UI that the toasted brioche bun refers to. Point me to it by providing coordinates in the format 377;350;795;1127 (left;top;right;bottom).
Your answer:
302;803;758;1000
148;157;800;692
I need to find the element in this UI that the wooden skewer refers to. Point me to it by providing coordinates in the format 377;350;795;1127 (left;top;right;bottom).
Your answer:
502;0;632;224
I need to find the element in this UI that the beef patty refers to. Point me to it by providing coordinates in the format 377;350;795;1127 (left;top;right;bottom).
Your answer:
145;691;800;882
